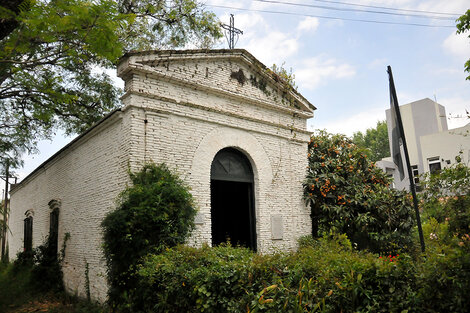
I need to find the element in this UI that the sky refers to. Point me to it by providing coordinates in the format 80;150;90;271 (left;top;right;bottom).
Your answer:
13;0;470;181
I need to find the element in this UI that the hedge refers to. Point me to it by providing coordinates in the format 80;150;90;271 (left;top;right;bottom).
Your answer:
128;235;470;313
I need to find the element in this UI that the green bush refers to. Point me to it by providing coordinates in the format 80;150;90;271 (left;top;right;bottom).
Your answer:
11;232;69;293
101;163;196;308
421;156;470;238
30;236;64;292
0;262;34;309
419;215;470;313
129;234;470;313
304;130;414;253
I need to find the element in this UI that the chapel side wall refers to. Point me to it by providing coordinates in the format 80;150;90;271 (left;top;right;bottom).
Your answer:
8;113;131;302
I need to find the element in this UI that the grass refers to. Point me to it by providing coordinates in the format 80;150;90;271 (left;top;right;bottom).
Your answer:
0;262;107;313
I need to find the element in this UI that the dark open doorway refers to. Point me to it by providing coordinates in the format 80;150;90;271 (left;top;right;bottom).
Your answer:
210;148;256;250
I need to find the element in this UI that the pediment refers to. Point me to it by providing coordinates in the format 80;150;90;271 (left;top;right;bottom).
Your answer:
118;49;315;117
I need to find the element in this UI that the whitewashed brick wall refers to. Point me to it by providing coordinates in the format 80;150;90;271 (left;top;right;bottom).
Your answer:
9;49;314;302
8;112;130;301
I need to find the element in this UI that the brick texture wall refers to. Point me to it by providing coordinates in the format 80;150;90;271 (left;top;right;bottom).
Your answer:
8;112;130;301
9;49;314;302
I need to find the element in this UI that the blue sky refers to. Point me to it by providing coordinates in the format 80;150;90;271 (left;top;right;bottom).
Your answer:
15;0;470;180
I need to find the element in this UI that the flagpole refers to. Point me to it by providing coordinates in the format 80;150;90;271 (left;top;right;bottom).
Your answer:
387;66;425;253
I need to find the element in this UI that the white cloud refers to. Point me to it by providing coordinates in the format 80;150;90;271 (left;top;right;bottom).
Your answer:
297;17;319;33
295;56;356;90
217;12;297;65
218;11;301;68
415;0;468;15
437;96;470;130
443;31;470;59
356;0;467;13
223;12;268;38
368;58;388;69
343;0;467;19
17;132;76;181
308;108;386;136
241;31;300;66
206;0;248;9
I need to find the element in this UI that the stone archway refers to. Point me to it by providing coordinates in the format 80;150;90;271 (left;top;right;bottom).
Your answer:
210;148;256;250
189;126;273;251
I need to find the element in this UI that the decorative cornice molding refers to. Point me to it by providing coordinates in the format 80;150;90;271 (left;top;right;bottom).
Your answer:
122;91;311;140
117;49;316;114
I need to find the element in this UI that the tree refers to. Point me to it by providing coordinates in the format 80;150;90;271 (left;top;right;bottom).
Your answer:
304;130;414;253
0;0;221;165
456;9;470;80
420;153;470;238
352;120;390;163
102;163;196;308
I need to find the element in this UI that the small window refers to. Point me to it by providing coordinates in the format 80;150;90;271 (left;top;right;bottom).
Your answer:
411;165;420;185
48;200;61;258
49;209;59;257
24;216;33;252
428;158;441;174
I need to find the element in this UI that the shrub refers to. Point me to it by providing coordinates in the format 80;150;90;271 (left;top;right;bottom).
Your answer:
418;215;470;313
101;163;196;308
0;262;34;310
30;235;64;292
420;155;470;238
129;238;422;313
304;130;414;253
11;232;69;293
128;234;470;313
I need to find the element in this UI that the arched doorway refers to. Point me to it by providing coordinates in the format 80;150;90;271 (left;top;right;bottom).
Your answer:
210;148;257;250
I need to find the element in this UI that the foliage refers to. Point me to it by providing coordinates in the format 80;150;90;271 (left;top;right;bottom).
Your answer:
0;0;222;166
0;262;34;310
13;232;71;292
304;130;414;253
456;9;470;80
415;156;470;312
101;162;196;309
130;235;470;313
417;217;470;313
0;202;7;261
352;120;390;162
269;62;297;90
1;261;106;312
420;155;470;239
29;236;64;292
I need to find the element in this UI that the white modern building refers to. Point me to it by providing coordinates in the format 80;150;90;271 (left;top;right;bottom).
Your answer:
377;98;470;190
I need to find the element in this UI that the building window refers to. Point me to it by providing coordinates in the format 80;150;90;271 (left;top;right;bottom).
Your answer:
411;165;419;184
48;200;61;258
24;216;33;252
428;157;441;174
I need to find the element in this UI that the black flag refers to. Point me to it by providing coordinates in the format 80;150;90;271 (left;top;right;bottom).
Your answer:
388;67;405;180
387;65;425;252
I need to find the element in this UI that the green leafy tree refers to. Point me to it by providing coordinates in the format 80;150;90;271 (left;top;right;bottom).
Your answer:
0;0;221;165
420;153;470;238
456;9;470;80
352;120;390;162
304;130;414;253
101;163;196;309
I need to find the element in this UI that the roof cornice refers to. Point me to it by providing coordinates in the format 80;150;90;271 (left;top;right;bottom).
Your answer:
117;49;316;113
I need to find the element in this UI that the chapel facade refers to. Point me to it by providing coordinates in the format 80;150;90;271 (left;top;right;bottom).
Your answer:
8;49;315;301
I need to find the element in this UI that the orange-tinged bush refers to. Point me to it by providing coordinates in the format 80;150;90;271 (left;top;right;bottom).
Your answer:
304;130;414;253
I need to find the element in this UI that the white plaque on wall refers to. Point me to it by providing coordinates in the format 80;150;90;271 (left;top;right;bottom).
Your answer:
194;213;204;225
271;215;283;240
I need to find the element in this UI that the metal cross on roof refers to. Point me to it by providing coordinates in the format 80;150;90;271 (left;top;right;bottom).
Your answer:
221;14;243;49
